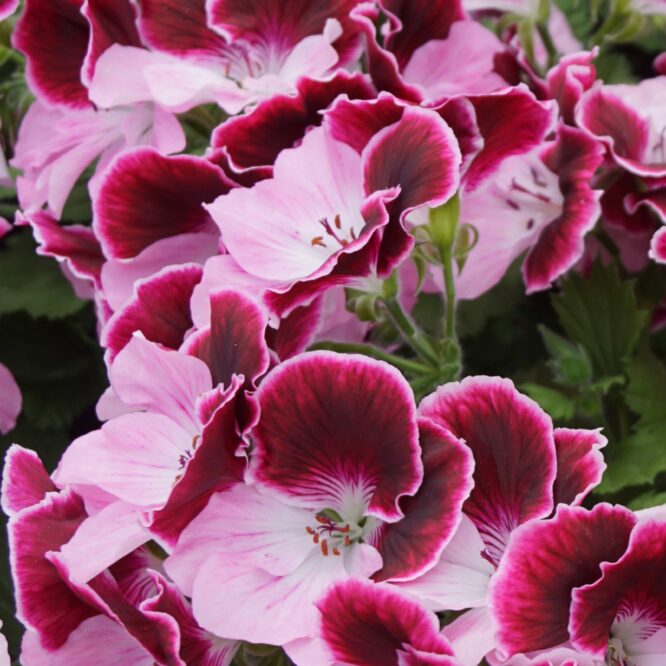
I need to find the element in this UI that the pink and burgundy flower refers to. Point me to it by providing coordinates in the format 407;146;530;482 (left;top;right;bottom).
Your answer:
166;352;472;646
0;363;21;435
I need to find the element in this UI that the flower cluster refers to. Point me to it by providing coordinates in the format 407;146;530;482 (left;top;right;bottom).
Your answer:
2;0;666;665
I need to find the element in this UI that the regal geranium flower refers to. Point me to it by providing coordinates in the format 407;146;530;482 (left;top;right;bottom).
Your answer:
454;123;603;298
489;504;666;665
351;0;511;104
206;107;461;317
391;378;606;665
90;0;363;114
0;363;21;435
166;352;473;646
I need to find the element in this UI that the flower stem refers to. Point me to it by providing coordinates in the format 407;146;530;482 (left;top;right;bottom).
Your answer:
382;298;440;366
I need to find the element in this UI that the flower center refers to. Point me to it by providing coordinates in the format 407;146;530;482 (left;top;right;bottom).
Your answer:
310;214;359;249
305;509;365;557
606;637;633;666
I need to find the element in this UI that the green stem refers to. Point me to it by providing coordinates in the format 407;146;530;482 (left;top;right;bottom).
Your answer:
536;22;558;70
382;298;440;366
441;245;457;341
310;342;431;376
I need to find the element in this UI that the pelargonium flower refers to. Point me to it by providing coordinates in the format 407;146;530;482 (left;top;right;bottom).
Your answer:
0;363;21;435
206;106;461;317
391;377;606;664
166;351;474;646
90;0;363;114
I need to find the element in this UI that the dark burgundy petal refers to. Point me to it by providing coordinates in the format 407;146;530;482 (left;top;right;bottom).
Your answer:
147;388;246;547
9;489;97;649
546;50;597;126
13;0;90;108
626;181;666;225
552;428;606;507
81;0;142;86
371;418;474;582
94;147;233;259
523;124;604;292
576;85;654;176
137;0;227;58
210;71;375;178
250;351;422;521
208;0;362;61
436;97;484;174
324;92;407;155
1;445;56;517
318;578;456;665
183;289;270;388
462;87;556;192
490;503;636;656
419;376;556;564
650;226;666;263
19;210;104;286
378;0;465;69
266;297;324;362
570;520;666;657
102;264;203;362
601;171;658;235
362;105;461;213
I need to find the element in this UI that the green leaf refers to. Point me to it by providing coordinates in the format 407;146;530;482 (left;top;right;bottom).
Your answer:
539;325;593;385
629;490;666;510
521;383;575;421
551;261;647;378
598;350;666;492
0;231;86;319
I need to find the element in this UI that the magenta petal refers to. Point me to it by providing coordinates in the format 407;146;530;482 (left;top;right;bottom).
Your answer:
19;210;104;287
81;0;142;86
371;418;474;582
183;289;270;388
0;363;21;436
13;0;90;108
210;71;374;178
462;87;556;192
552;428;606;507
147;389;246;547
0;0;18;21
546;50;597;125
490;504;636;656
94;148;233;259
363;105;461;214
9;489;97;649
267;298;324;362
102;264;203;362
318;578;457;665
138;0;227;58
1;445;55;517
419;376;557;564
251;351;422;521
570;520;666;657
650;226;666;263
523;124;604;293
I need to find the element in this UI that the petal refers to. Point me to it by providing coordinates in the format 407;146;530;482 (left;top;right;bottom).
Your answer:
419;376;557;563
1;445;55;517
462;86;557;193
395;514;494;612
442;607;498;666
13;0;90;108
318;578;456;664
9;489;96;650
490;503;636;656
210;70;374;178
147;391;246;548
102;264;203;362
0;0;18;21
523;124;604;293
371;418;474;582
58;501;149;584
569;520;666;658
109;335;211;433
546;50;597;125
250;351;422;522
0;362;21;435
21;616;153;666
552;428;606;507
183;289;270;388
649;226;666;264
138;0;227;58
191;544;381;645
267;298;324;362
53;413;192;508
94;147;232;259
362;105;462;214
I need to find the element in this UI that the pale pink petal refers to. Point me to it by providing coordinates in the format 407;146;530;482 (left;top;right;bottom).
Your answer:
0;363;21;435
442;607;497;666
